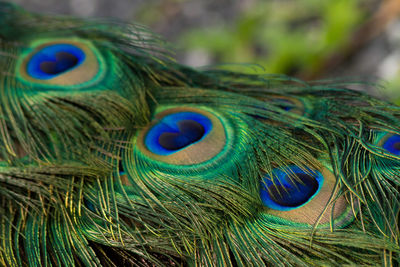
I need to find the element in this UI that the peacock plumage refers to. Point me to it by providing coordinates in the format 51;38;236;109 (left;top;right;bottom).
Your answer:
0;2;399;266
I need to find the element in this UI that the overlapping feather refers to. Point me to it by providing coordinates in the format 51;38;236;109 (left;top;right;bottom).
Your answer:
0;2;399;266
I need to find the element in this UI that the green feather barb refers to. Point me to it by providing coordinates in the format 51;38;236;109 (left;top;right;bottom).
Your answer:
0;2;399;266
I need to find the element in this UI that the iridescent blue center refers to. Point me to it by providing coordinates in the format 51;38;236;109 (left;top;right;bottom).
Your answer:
27;44;85;79
145;112;213;155
260;166;323;211
382;134;400;156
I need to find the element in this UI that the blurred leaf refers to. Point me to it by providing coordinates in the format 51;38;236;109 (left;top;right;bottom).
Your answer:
178;0;372;75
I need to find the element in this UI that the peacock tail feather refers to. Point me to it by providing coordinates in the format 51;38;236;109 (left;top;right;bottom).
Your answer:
0;1;187;162
0;2;399;266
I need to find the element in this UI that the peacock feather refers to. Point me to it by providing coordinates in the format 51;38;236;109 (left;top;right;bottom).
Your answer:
0;2;399;266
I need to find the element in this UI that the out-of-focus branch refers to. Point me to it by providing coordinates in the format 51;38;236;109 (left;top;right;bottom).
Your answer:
301;0;400;80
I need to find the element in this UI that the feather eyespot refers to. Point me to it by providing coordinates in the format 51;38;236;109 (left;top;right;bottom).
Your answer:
26;44;85;79
120;105;253;187
135;106;227;166
145;112;213;155
380;134;400;156
272;98;296;112
260;166;323;211
256;96;311;126
269;96;307;116
260;164;353;226
18;39;103;87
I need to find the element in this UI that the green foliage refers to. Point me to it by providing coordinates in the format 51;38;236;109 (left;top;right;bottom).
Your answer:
179;0;369;74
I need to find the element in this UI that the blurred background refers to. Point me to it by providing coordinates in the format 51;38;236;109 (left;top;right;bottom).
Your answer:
9;0;400;102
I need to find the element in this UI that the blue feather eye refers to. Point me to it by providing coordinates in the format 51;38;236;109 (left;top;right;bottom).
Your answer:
27;44;85;79
260;166;323;211
381;134;400;155
145;112;213;155
18;39;104;87
134;106;228;166
120;105;254;187
260;164;353;226
272;98;295;112
269;96;308;116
